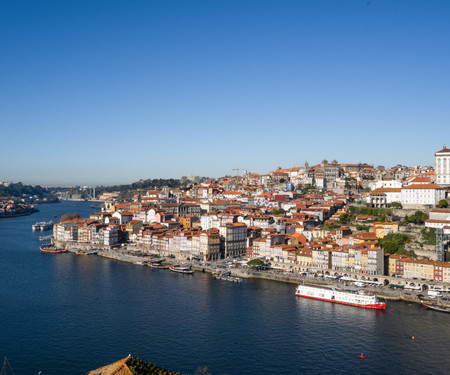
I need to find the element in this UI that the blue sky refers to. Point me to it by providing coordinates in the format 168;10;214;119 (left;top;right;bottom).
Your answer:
1;0;449;186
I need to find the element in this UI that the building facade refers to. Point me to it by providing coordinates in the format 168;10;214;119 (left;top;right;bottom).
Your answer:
435;146;450;187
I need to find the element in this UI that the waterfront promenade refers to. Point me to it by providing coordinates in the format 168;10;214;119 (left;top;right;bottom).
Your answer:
56;241;450;309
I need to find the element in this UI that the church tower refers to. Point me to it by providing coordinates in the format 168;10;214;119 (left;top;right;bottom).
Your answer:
435;145;450;187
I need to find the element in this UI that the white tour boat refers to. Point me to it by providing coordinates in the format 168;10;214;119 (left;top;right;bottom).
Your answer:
295;284;386;310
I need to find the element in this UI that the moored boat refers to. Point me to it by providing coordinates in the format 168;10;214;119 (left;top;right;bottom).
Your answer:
295;284;386;310
422;301;450;313
40;244;68;254
32;221;53;231
169;266;194;274
148;263;168;269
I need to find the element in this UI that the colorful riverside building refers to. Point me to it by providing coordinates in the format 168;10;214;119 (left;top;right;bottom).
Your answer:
373;222;399;238
330;245;384;275
388;254;450;282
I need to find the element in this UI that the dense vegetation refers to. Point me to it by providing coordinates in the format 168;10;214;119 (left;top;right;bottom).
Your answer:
338;206;393;225
60;213;80;222
349;206;392;218
247;258;265;267
438;199;448;208
379;233;412;255
97;178;205;195
323;221;340;231
388;202;402;209
401;211;428;225
0;182;48;199
127;356;182;375
420;228;436;245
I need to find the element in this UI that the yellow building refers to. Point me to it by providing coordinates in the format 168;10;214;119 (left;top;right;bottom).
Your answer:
402;259;435;280
373;222;399;238
296;249;313;267
387;254;411;276
180;214;197;229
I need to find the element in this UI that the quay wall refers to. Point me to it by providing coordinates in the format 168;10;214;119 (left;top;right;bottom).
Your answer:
53;240;450;308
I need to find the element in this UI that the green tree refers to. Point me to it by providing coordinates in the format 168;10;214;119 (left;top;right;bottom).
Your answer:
323;222;340;231
421;228;436;245
60;213;80;222
402;211;427;225
389;202;402;209
438;199;449;208
379;233;411;254
339;212;352;224
247;258;265;267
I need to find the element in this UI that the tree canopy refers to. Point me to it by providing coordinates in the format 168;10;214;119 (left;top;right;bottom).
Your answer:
60;213;80;222
379;233;411;254
438;199;448;208
402;211;427;225
247;258;265;267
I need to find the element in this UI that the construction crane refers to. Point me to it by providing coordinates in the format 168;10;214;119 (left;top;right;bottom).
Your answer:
232;169;240;184
232;169;249;185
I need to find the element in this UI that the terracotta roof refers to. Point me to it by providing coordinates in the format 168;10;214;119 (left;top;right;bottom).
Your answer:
402;183;444;190
435;146;450;154
87;357;133;375
370;188;401;194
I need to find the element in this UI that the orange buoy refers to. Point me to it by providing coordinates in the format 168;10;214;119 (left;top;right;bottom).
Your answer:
412;336;415;340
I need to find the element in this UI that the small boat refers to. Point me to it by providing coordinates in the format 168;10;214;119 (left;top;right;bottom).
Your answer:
422;302;450;313
169;266;194;274
214;274;243;283
87;250;98;255
148;263;168;269
40;244;68;254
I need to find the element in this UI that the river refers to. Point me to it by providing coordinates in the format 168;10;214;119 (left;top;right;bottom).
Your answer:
0;201;448;374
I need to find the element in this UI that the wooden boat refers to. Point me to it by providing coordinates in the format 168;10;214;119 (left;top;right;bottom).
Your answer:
422;302;450;313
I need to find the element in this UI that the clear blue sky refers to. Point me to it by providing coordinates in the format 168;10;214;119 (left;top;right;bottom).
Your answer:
1;0;449;186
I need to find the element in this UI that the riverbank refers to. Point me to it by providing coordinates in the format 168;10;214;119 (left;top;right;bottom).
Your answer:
51;236;450;310
0;207;39;218
76;246;450;310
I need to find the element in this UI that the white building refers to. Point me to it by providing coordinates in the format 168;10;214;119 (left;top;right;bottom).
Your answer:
435;145;450;187
401;184;446;209
374;179;402;189
103;225;119;246
368;188;402;207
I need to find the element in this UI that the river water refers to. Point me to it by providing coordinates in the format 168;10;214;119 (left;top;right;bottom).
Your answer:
0;201;449;375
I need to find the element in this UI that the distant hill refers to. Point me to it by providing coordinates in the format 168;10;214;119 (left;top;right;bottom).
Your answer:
0;182;47;198
0;182;58;202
